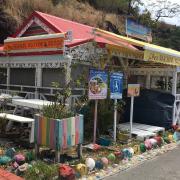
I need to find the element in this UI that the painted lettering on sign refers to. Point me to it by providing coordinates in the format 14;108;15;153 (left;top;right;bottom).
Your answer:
144;50;180;66
4;37;64;52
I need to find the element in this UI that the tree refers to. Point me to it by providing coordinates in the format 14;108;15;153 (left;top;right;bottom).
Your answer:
127;0;143;16
0;8;17;43
145;0;180;22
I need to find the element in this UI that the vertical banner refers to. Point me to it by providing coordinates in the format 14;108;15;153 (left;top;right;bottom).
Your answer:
88;69;108;100
110;72;123;99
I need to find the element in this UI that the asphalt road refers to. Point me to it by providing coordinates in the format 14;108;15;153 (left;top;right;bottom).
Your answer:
106;145;180;180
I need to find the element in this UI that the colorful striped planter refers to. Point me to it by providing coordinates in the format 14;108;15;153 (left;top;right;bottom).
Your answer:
34;114;84;150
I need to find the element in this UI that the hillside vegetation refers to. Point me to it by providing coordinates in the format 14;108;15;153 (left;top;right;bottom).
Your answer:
0;0;180;51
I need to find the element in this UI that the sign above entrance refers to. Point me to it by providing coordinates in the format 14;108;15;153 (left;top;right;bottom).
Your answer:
4;33;65;53
126;18;152;42
144;50;180;66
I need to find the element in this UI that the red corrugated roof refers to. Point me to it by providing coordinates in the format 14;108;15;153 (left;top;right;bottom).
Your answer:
14;11;137;49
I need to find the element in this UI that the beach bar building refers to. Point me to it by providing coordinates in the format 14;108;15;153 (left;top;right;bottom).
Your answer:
0;11;180;126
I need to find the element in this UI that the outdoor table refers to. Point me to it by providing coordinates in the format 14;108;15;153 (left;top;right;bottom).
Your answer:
12;99;53;110
7;99;54;143
0;113;34;143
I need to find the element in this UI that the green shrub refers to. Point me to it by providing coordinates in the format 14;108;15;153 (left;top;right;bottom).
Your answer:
24;161;58;180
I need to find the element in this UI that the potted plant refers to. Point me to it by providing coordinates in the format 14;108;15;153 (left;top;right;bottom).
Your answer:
34;82;86;162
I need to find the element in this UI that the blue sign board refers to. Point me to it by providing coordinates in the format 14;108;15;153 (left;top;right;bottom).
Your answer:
89;69;108;100
110;72;123;99
126;18;152;42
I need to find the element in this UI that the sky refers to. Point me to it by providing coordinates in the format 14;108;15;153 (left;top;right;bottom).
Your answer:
141;0;180;26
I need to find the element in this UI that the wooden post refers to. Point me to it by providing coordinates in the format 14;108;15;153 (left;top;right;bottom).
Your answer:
35;144;39;160
166;76;169;91
130;96;134;138
55;151;61;163
172;70;177;125
113;99;117;142
93;100;98;144
6;67;10;90
65;56;72;107
146;73;151;89
35;65;42;99
77;144;82;159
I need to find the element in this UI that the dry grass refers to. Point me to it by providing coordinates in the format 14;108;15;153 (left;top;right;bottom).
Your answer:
2;0;125;32
3;0;54;26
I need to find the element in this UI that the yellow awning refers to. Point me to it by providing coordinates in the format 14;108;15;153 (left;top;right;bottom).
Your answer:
94;28;180;66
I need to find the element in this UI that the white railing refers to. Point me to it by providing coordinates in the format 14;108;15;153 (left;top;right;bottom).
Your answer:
0;84;85;95
0;84;86;107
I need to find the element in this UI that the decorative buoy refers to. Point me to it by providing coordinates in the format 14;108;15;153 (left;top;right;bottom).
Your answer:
122;148;132;160
101;157;108;167
128;147;134;157
14;154;25;165
5;148;15;159
154;136;163;146
95;160;104;170
25;151;34;162
144;139;152;150
75;163;87;176
149;138;158;148
18;163;28;172
0;156;11;165
133;145;140;155
168;134;174;142
140;143;146;153
114;151;124;160
85;158;95;171
107;153;116;162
